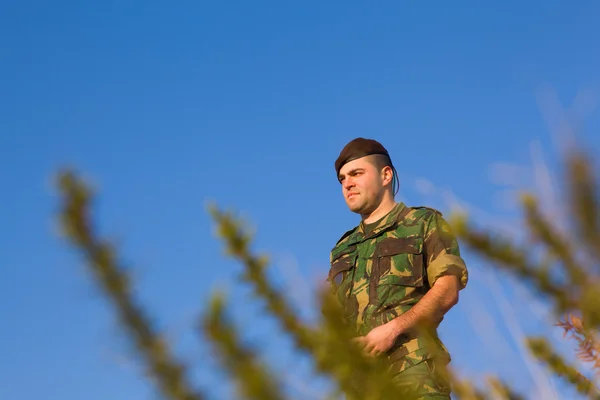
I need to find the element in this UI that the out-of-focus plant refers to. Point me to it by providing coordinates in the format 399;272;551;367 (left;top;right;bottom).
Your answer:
55;144;600;399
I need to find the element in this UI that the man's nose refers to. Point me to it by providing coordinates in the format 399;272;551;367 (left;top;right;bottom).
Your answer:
343;177;354;189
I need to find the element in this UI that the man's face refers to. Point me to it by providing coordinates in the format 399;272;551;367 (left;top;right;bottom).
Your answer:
338;156;387;214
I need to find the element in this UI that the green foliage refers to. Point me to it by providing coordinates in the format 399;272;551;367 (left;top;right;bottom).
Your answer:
202;293;285;400
449;149;600;399
55;145;600;399
57;172;204;400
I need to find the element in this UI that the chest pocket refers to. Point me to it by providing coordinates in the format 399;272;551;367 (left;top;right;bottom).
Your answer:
375;236;424;287
328;246;357;286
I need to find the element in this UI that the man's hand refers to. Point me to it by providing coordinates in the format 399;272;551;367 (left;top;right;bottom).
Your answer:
353;319;402;357
353;275;461;357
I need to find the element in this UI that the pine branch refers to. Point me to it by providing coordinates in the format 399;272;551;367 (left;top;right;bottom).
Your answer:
521;193;587;289
446;373;489;400
56;170;204;400
527;337;600;399
200;293;286;400
207;204;317;355
566;151;600;263
486;376;526;400
449;213;573;314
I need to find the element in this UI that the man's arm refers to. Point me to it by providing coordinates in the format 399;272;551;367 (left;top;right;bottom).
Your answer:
389;274;460;335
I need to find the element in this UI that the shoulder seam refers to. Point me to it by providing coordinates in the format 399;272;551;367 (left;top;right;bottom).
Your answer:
412;205;442;216
335;226;358;246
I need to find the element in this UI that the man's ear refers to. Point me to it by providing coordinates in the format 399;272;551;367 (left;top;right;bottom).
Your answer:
381;166;393;186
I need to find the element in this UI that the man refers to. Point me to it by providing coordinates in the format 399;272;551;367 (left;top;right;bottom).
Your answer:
327;138;468;399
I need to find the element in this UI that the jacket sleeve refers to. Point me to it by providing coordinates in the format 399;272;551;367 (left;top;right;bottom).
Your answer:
423;212;468;290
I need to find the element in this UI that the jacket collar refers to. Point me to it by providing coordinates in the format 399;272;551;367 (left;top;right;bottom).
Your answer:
347;202;407;244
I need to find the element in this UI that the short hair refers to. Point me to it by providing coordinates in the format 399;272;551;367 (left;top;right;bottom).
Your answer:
366;154;399;195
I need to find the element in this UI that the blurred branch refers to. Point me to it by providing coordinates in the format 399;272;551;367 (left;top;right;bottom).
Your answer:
200;293;286;400
54;130;600;400
449;212;573;314
527;337;600;399
486;376;526;400
56;170;205;400
483;266;558;399
566;152;600;264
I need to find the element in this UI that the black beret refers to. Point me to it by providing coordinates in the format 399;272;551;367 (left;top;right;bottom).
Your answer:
334;137;391;177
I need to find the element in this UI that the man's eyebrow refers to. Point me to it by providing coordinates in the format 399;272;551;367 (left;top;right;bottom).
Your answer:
338;168;364;180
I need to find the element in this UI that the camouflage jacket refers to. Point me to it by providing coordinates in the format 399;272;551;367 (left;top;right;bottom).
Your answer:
327;202;468;372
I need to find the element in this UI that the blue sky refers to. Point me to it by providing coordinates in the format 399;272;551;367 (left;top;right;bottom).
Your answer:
2;1;600;399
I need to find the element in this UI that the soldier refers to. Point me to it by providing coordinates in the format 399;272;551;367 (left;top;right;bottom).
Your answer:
327;137;469;399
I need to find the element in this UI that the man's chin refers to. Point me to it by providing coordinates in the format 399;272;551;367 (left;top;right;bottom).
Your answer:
346;203;364;214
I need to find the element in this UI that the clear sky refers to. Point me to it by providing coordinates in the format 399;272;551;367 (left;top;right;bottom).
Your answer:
2;1;600;399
